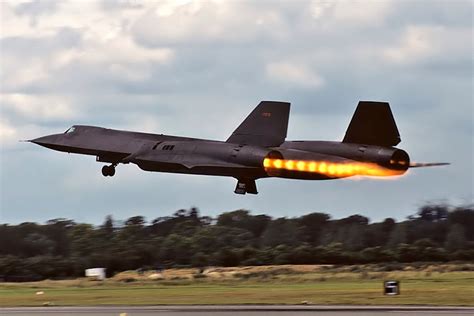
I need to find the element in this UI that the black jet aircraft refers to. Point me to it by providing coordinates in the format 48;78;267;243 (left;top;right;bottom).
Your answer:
29;101;448;194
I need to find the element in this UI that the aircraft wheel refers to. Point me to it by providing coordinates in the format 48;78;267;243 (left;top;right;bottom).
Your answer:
101;165;116;177
102;165;110;177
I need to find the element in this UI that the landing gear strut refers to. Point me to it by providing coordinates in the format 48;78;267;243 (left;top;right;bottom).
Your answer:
234;179;258;195
101;164;116;177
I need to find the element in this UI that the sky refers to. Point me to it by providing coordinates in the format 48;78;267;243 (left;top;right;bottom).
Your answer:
0;0;472;225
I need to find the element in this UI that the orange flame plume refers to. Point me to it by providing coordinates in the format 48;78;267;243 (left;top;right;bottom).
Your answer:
263;158;405;178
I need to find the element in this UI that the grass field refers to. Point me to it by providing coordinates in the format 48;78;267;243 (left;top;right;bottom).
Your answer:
1;264;473;307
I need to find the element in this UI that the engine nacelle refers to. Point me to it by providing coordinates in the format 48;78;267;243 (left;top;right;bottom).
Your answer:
262;147;410;179
363;147;410;171
230;145;277;167
262;149;334;179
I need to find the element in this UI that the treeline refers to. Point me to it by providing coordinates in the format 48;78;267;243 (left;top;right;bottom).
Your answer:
0;204;473;280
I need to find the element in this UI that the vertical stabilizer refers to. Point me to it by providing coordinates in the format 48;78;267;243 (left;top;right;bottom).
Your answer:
226;101;290;147
343;101;401;146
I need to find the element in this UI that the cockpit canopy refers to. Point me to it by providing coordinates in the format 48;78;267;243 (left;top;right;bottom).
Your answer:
64;126;76;134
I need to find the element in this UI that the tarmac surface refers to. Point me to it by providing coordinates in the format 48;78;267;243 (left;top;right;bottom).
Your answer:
1;306;473;316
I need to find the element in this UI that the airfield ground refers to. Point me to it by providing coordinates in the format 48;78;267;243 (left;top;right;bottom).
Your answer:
1;264;473;307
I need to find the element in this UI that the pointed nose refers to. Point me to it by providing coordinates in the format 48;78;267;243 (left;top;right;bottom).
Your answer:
30;134;62;148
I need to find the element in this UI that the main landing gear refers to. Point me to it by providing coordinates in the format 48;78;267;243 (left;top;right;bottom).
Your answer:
101;164;116;177
234;179;258;195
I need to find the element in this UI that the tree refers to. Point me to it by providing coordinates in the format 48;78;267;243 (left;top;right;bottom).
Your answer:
382;218;396;231
159;234;192;265
261;218;298;247
344;224;366;251
0;255;25;277
387;224;407;248
396;243;419;262
125;216;146;227
149;208;208;237
0;204;472;280
217;248;240;267
290;244;315;264
101;215;115;238
23;233;55;256
445;224;466;252
43;219;75;256
449;206;474;240
341;214;369;225
69;224;97;258
191;252;209;268
364;218;396;248
297;212;330;244
217;210;271;237
417;204;449;222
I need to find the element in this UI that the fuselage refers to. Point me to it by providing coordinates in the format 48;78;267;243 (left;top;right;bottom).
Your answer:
31;125;410;181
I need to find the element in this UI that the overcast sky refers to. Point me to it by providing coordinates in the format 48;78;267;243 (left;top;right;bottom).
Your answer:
0;0;472;225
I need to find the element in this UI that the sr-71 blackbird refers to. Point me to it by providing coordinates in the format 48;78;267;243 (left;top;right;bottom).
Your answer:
30;101;448;194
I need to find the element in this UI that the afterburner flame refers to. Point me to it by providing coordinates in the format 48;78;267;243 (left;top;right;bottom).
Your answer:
263;158;404;177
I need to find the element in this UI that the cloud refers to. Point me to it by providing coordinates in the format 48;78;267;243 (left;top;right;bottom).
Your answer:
386;0;473;28
12;0;58;26
383;25;471;65
322;1;392;24
131;1;290;47
266;62;324;88
0;120;17;143
1;93;76;121
1;27;82;91
0;93;78;148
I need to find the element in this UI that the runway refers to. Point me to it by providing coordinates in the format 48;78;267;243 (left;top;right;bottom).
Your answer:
1;305;473;316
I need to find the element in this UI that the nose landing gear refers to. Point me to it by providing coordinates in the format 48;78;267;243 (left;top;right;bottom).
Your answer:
101;164;116;177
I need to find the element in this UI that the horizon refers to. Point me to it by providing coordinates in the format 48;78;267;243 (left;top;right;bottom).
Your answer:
3;202;471;226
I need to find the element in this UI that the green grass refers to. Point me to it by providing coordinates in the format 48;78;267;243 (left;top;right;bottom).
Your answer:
1;271;473;307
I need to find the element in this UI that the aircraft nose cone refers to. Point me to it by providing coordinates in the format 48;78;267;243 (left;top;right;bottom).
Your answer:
30;134;61;147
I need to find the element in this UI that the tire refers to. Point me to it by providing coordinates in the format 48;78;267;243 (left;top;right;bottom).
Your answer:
102;165;110;177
